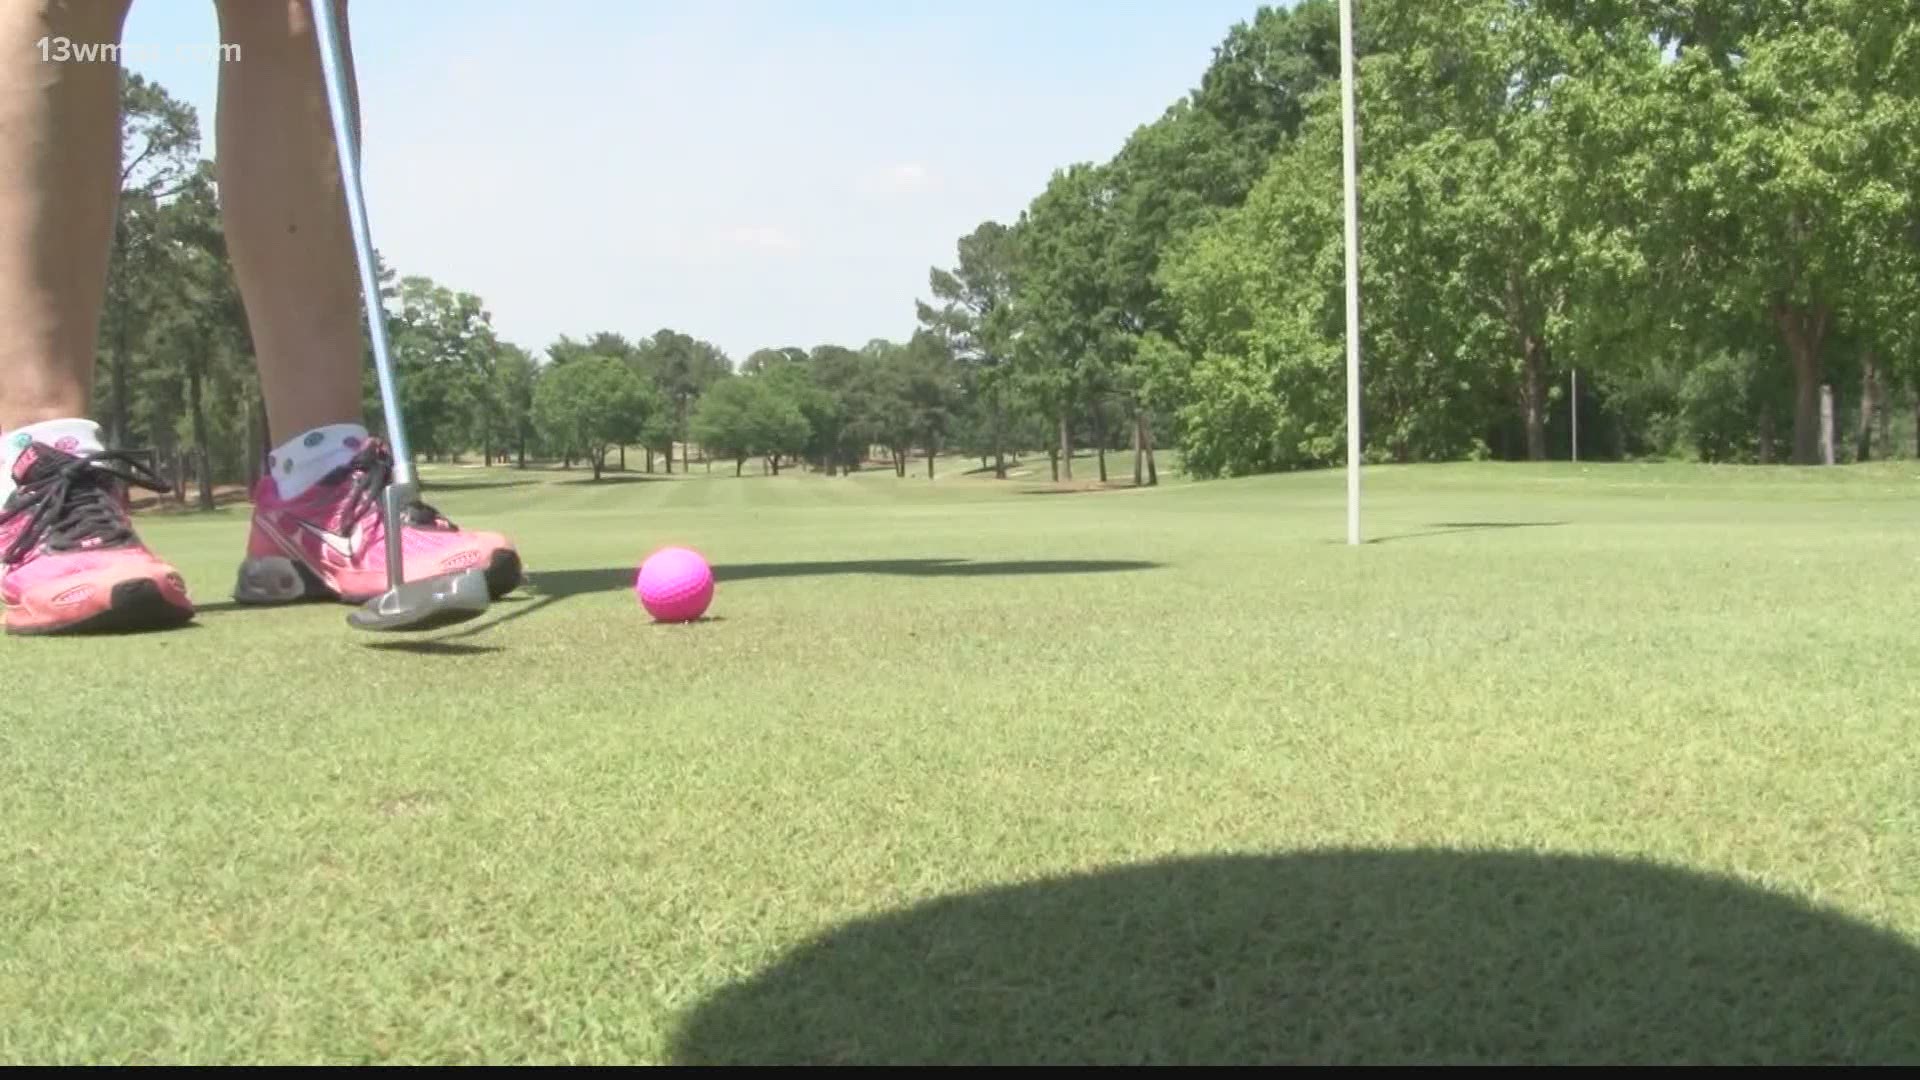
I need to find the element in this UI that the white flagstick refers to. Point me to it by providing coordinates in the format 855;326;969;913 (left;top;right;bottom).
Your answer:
1340;0;1362;546
1572;369;1580;462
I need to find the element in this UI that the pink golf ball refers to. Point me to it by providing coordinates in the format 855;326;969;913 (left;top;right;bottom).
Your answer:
636;546;714;622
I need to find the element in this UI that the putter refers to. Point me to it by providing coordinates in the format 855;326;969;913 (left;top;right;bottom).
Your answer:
313;0;490;632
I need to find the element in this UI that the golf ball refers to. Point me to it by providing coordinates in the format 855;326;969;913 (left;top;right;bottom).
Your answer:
636;546;714;622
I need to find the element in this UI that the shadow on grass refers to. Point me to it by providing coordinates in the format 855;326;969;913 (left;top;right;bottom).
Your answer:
561;473;676;485
362;640;503;655
440;557;1159;639
1362;521;1569;545
186;599;265;616
1015;484;1150;496
715;558;1159;583
419;477;542;493
666;848;1920;1065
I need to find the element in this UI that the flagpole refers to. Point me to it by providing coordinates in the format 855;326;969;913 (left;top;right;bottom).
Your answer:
1340;0;1362;546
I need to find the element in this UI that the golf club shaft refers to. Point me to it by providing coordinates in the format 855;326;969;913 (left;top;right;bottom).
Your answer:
311;0;413;489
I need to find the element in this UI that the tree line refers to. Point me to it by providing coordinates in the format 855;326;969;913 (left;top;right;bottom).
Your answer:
925;0;1920;478
98;74;1031;502
92;76;992;500
93;2;1920;508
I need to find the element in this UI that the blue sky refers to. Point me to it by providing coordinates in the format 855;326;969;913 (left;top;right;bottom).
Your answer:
121;0;1267;363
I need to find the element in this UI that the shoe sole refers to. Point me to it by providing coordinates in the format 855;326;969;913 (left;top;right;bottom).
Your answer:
235;548;525;606
5;578;196;637
482;548;524;600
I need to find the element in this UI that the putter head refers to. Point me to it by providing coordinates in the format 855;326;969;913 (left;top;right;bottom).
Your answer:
345;469;489;632
347;567;491;632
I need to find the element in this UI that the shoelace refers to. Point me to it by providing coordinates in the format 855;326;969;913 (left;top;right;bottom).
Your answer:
0;450;172;564
339;441;454;532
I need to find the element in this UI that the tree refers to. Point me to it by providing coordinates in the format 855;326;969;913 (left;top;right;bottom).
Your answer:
1191;0;1343;170
1013;162;1129;481
493;344;538;468
804;345;870;474
749;379;813;476
101;73;202;450
690;376;761;476
379;276;499;464
532;355;655;480
144;162;251;510
762;360;836;474
917;221;1020;478
1634;3;1918;463
689;375;814;477
1160;116;1351;476
636;328;732;472
903;330;961;478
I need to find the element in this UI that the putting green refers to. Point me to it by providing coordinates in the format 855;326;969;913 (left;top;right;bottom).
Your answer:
4;456;1917;1063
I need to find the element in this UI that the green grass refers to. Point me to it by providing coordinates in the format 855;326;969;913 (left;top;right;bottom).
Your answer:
3;456;1918;1064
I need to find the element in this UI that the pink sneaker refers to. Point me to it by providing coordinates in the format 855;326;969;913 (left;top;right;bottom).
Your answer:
232;436;523;605
0;443;195;635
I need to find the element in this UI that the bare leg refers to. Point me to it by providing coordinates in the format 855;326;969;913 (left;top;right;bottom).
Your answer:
214;0;363;447
0;0;133;433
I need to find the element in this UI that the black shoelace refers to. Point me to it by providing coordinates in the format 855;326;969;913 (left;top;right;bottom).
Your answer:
1;449;171;564
338;441;453;531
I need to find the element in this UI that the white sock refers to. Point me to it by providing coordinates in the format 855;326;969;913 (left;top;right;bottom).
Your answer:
0;418;105;506
267;422;371;500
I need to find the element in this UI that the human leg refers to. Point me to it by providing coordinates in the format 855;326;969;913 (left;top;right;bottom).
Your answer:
216;0;521;605
0;0;194;635
0;0;130;445
212;0;363;447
